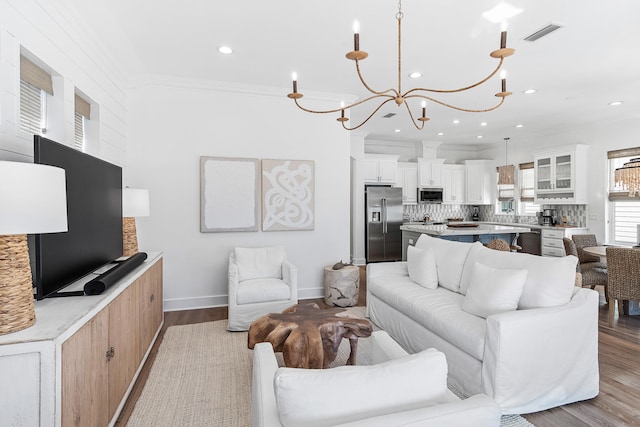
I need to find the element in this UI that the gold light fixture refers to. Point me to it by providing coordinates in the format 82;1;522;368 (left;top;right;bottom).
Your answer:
498;137;515;185
615;157;640;197
287;1;515;130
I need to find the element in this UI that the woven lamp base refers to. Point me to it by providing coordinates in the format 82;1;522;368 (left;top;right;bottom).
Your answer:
0;234;36;335
123;217;139;257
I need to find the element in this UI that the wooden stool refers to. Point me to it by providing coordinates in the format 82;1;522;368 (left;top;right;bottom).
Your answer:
324;265;360;307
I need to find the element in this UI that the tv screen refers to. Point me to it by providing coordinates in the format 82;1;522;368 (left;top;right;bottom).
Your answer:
33;136;123;299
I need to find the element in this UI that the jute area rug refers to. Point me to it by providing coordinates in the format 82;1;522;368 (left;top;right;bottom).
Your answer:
126;309;534;427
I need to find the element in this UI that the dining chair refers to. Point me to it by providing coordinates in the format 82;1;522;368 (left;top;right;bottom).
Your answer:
605;247;640;327
563;237;607;291
571;234;603;264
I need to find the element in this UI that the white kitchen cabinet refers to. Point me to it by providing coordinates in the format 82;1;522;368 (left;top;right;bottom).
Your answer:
533;145;588;204
417;158;445;187
442;164;466;204
364;154;398;184
541;227;588;257
396;162;418;204
465;160;495;205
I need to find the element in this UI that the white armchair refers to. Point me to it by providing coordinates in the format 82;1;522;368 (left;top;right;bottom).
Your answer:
227;246;298;331
252;330;502;427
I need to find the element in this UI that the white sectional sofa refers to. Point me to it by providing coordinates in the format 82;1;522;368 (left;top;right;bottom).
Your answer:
366;234;600;415
252;330;502;427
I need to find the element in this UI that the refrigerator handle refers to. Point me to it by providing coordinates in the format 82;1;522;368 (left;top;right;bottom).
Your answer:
382;198;387;234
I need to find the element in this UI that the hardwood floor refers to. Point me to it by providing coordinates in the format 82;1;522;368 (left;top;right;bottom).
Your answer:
116;270;640;426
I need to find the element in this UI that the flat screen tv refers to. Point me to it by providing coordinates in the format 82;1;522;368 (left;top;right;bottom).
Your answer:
33;136;123;299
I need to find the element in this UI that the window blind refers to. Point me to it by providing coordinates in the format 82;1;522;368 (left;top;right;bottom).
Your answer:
20;55;53;95
519;163;535;202
19;79;43;135
74;112;85;151
75;94;90;118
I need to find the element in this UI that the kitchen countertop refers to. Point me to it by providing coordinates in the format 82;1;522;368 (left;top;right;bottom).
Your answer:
400;222;531;236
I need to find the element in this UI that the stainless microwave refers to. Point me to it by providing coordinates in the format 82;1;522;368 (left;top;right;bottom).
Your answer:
417;187;443;204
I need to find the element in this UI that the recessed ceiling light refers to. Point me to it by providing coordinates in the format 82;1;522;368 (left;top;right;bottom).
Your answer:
608;100;623;106
476;135;484;139
409;72;422;79
481;122;487;127
453;119;460;124
523;89;536;94
394;129;401;133
218;46;233;54
437;132;444;136
515;124;524;128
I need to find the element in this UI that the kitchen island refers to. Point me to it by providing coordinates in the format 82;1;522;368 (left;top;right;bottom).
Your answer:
400;222;531;261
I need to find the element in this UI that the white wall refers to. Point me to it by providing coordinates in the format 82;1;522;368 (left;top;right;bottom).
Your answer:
0;0;128;164
126;78;351;311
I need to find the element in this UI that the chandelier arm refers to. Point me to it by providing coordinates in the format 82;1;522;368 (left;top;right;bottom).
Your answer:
403;57;505;96
355;60;400;97
402;101;425;130
293;94;394;114
341;98;397;130
404;94;506;113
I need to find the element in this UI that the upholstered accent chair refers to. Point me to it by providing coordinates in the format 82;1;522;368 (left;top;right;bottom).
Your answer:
605;247;640;327
570;234;608;290
227;246;298;331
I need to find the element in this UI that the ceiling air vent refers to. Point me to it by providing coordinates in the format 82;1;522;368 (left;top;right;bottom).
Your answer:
524;23;562;42
383;113;396;118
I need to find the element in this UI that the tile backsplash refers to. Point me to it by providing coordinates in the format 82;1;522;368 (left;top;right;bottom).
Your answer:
404;203;587;227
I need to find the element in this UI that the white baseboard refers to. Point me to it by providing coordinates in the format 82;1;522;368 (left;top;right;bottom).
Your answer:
163;288;326;312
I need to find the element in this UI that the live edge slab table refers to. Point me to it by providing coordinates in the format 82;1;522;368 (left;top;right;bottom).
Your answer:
248;303;373;369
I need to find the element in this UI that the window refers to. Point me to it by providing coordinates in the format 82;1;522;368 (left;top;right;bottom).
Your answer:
518;163;540;216
19;55;53;136
608;147;640;245
74;94;91;152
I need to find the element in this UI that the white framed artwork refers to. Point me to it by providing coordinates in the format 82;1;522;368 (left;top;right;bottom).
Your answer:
262;159;315;231
200;157;260;232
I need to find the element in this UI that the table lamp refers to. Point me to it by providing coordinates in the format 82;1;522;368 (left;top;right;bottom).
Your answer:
0;161;67;335
122;188;150;256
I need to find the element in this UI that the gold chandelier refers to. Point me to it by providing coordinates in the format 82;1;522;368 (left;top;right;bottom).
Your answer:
615;157;640;197
287;1;515;130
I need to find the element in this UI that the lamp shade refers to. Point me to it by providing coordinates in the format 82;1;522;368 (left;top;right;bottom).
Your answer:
0;161;68;235
123;188;150;217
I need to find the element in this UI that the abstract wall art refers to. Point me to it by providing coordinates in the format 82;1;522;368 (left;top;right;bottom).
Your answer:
261;159;315;231
200;156;260;232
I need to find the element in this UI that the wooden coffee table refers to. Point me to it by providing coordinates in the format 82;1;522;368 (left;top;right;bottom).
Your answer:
248;303;373;369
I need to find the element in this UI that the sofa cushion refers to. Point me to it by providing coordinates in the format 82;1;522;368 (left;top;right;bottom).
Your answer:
415;235;473;292
461;262;527;318
236;278;290;305
235;246;284;282
274;348;449;427
407;246;438;289
368;277;486;360
460;243;578;309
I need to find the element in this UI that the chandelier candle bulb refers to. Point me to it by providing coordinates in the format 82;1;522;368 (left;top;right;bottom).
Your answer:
500;31;507;49
353;21;360;51
421;101;426;118
292;72;297;93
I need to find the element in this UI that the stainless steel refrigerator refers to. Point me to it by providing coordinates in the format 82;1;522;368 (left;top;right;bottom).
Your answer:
365;186;403;262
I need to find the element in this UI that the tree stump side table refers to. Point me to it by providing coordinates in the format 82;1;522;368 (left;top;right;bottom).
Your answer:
324;265;360;307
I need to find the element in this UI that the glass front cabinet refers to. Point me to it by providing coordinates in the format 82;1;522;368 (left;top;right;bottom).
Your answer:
533;145;588;204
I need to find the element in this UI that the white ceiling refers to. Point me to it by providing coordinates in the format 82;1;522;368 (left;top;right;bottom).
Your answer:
66;0;640;147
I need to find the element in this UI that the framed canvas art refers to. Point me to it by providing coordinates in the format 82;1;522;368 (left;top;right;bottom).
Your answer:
262;159;315;231
200;157;260;232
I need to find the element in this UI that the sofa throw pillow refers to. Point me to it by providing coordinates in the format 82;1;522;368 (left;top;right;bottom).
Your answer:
407;245;438;289
274;348;449;427
235;246;285;282
461;261;528;318
415;234;473;292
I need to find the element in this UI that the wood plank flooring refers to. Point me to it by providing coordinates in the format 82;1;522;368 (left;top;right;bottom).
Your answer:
116;269;640;426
